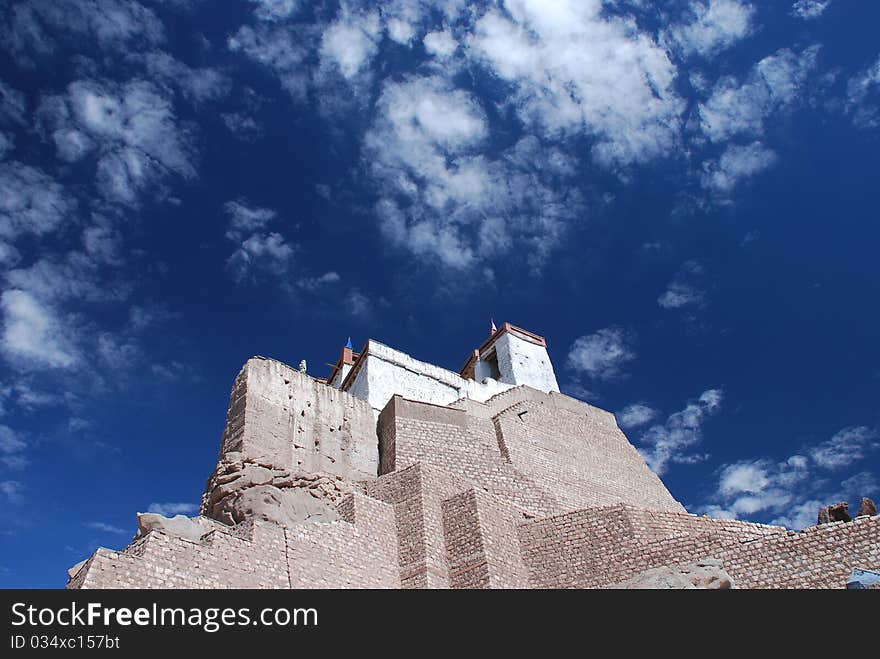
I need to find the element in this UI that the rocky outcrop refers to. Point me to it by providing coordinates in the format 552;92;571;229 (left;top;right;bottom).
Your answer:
137;513;206;543
67;559;88;579
201;452;352;529
607;558;734;589
818;502;852;525
857;497;877;517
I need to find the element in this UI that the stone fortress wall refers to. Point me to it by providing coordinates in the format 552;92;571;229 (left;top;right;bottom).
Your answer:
217;356;378;480
67;324;880;589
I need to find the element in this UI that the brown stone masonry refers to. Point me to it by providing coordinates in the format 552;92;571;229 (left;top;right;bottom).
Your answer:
68;352;880;590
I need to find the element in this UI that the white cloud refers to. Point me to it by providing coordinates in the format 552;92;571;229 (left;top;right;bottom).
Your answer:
698;46;820;142
45;0;164;48
386;17;416;45
791;0;831;20
658;260;706;309
562;382;600;402
1;0;165;67
228;23;311;101
222;113;261;141
616;403;659;429
373;75;487;149
701;141;777;194
96;331;143;371
423;29;458;59
840;471;878;499
0;162;76;240
85;521;128;534
138;51;231;105
769;499;826;530
128;304;176;332
808;426;879;470
466;0;684;168
223;199;295;283
0;80;27;127
0;289;79;370
566;327;636;381
224;199;278;241
297;271;340;292
227;233;294;283
346;289;371;318
221;201;343;291
39;79;195;205
637;388;723;474
658;283;704;309
81;224;123;266
0;241;20;268
663;0;755;58
366;76;581;269
147;501;198;516
0;424;27;470
701;426;879;529
150;360;195;382
0;132;12;160
247;0;303;22
6;255;130;304
320;10;381;80
718;461;772;497
846;55;880;129
381;0;466;26
11;382;61;410
0;238;145;392
0;480;23;504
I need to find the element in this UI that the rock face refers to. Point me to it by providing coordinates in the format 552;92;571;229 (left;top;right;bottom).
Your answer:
67;559;88;579
199;357;373;531
818;502;852;525
607;558;735;589
857;497;877;517
136;513;205;543
200;452;350;528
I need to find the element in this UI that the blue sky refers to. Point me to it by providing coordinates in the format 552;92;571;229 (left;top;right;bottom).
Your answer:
1;0;879;588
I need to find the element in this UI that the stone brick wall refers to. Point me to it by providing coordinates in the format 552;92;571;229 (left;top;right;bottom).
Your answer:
517;503;880;589
719;516;880;588
70;494;401;589
518;504;789;588
363;463;477;588
286;493;400;588
494;399;684;513
441;489;529;589
442;490;491;588
363;463;530;589
380;399;562;517
67;349;880;591
70;519;290;589
379;389;684;517
216;357;378;479
70;457;880;589
466;489;530;588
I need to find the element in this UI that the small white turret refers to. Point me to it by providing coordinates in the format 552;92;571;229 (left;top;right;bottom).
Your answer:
462;322;559;393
